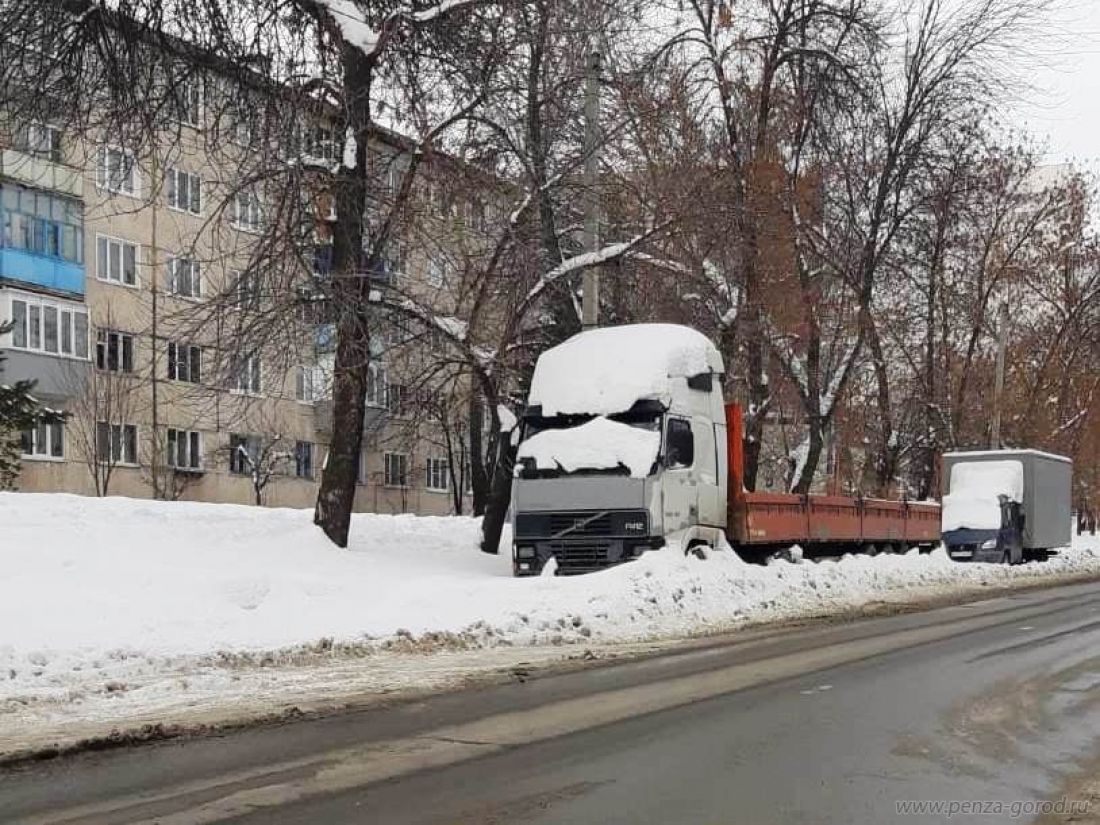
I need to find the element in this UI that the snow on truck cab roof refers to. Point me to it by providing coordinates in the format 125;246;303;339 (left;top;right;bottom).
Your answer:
526;324;724;416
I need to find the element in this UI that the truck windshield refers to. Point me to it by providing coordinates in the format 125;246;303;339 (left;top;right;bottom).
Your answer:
517;400;664;479
521;400;664;441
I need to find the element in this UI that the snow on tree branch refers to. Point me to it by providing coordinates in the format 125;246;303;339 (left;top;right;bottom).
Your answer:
314;0;484;58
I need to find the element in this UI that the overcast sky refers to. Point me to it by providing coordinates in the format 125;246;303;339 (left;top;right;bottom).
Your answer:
1015;0;1100;167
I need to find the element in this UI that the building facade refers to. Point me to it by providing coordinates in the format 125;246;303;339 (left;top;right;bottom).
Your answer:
1;98;487;514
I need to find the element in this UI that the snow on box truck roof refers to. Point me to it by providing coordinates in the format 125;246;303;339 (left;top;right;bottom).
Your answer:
526;324;724;416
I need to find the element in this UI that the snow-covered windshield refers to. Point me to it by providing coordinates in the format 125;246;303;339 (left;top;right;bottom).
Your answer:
941;460;1024;532
516;407;663;479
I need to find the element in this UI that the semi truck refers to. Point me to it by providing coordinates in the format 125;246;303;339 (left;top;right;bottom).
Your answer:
941;450;1072;564
510;323;940;576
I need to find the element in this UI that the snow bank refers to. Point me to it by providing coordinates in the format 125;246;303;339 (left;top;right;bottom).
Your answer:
3;493;1100;742
527;324;721;416
942;460;1023;531
516;417;660;478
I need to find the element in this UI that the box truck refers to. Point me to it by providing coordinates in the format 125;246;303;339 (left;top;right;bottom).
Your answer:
941;450;1072;563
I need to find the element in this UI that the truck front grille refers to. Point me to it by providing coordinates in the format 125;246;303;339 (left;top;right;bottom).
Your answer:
549;541;616;573
515;510;646;539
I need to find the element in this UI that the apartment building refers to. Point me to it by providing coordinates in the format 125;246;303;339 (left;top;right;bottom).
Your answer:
0;83;491;514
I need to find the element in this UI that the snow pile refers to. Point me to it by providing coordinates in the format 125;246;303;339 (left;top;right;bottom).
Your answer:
942;460;1024;531
3;493;1100;740
516;417;660;478
527;324;721;416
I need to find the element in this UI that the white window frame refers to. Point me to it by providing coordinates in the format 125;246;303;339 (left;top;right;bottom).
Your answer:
95;328;135;373
20;418;65;461
295;364;326;404
22;122;62;163
166;167;202;215
167;341;202;383
96;421;139;466
167;428;203;471
427;256;445;287
384;452;409;488
294;440;314;478
173;77;203;128
231;354;262;395
365;362;386;408
95;234;140;287
5;291;89;360
386;382;407;416
426;456;449;493
167;256;202;299
97;146;138;196
233;190;264;233
231;269;261;309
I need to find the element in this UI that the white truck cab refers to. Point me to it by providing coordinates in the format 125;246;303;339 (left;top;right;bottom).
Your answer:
511;324;727;575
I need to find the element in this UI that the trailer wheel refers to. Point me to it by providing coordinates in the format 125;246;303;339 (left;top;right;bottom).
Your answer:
863;543;880;557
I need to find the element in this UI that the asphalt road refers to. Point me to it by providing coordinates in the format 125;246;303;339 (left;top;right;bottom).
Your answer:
7;580;1100;825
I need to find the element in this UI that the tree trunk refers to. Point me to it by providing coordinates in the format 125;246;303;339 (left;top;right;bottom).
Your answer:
866;317;896;496
479;436;516;555
791;416;824;494
469;394;489;516
315;311;370;547
313;42;372;548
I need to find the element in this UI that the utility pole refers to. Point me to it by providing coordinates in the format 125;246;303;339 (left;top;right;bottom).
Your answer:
581;45;601;330
990;301;1009;449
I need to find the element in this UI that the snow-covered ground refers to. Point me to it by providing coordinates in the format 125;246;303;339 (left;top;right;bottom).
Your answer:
4;492;1100;758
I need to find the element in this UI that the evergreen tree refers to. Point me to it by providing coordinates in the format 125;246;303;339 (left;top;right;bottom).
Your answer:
0;321;62;489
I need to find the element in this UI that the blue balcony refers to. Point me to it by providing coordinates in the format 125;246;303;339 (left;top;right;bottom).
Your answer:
0;248;84;296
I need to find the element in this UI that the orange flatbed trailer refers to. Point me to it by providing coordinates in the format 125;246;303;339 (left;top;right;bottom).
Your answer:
724;404;941;551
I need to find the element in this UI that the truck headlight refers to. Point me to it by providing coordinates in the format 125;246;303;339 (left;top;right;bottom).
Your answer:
516;545;536;560
980;538;997;550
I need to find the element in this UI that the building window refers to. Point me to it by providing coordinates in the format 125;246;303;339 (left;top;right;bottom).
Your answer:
95;329;134;373
229;433;259;475
233;191;263;232
312;244;333;276
96;422;138;465
231;269;260;309
167;428;202;470
365;363;386;407
295;441;314;478
20;418;64;460
97;146;137;195
232;354;262;394
306;124;338;162
296;365;325;403
386;382;407;416
384;452;408;488
1;183;84;264
166;167;202;214
167;342;201;383
17;122;62;163
427;256;445;287
8;295;88;359
172;78;202;127
426;457;449;492
167;256;202;298
96;235;138;286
